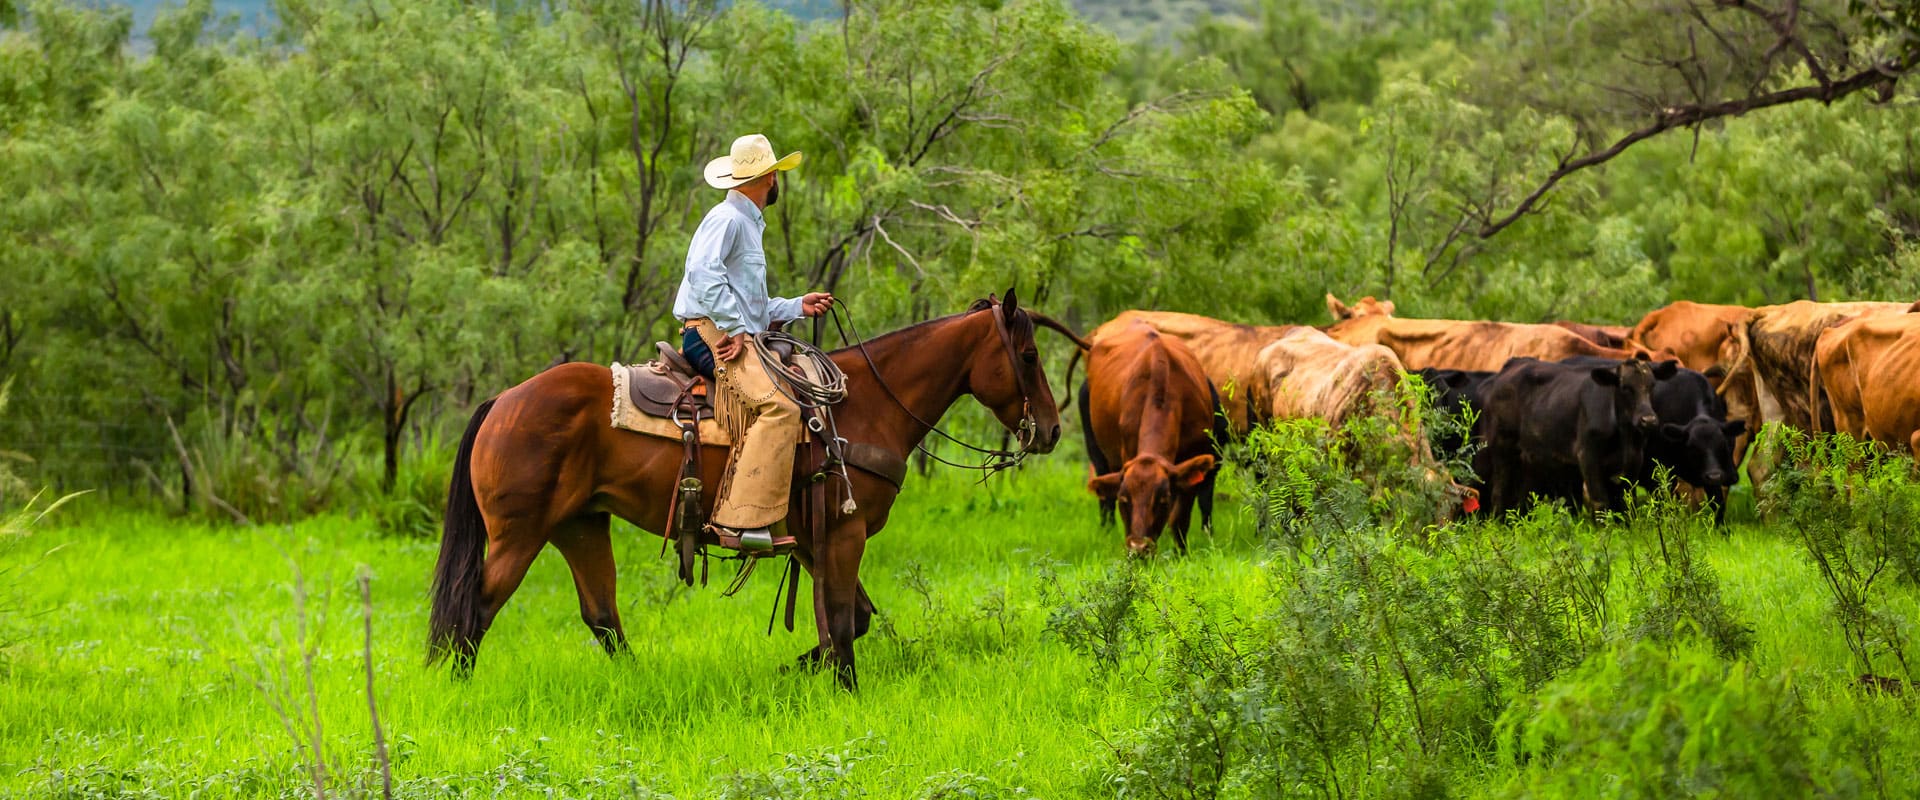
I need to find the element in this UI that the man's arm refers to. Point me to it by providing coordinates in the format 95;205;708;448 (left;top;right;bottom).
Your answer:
682;215;747;334
768;294;804;323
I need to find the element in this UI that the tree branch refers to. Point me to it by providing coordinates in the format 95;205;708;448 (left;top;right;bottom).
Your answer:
1476;58;1908;239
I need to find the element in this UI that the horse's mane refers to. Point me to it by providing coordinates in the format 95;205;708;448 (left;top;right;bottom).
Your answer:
828;298;1001;356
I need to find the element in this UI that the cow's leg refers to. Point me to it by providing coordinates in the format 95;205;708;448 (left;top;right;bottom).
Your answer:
550;512;627;656
1708;485;1729;528
1577;445;1616;515
1081;381;1116;527
1482;446;1517;514
1196;460;1219;534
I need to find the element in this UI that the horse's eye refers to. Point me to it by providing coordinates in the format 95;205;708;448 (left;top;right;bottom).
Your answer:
1021;350;1038;364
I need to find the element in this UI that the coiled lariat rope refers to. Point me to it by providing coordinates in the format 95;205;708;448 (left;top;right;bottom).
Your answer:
751;330;848;409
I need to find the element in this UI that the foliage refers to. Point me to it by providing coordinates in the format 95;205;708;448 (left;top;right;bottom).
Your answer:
1098;407;1784;798
1492;641;1818;798
1764;428;1920;686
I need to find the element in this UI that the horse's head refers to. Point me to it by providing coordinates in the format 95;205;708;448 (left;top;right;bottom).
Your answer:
966;287;1064;454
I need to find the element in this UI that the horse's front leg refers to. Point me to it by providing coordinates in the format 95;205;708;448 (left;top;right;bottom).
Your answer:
790;580;878;671
806;517;870;691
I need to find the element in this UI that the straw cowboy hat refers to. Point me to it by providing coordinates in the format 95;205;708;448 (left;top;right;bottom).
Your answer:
705;134;803;190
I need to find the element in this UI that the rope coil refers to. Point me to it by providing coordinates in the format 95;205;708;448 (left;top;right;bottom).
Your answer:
752;330;848;409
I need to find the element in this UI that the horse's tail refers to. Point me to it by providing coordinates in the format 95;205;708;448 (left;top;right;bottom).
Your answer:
428;398;495;666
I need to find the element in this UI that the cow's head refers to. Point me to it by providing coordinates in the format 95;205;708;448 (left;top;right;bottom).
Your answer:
1658;417;1746;488
1088;453;1216;555
1591;358;1677;431
1326;293;1396;322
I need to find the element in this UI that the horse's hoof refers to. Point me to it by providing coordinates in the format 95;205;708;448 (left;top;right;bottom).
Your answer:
782;649;826;674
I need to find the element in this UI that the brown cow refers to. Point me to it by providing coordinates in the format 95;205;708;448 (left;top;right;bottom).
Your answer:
1087;310;1301;435
1323;294;1648;372
1256;328;1476;511
1629;301;1754;374
1814;313;1920;457
1081;320;1220;555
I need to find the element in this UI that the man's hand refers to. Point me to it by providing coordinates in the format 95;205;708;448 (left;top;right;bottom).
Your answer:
800;292;835;317
713;332;748;362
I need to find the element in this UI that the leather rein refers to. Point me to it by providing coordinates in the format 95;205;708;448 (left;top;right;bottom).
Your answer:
829;299;1044;475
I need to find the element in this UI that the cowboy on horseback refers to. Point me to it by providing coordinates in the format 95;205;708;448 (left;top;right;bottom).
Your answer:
675;133;834;554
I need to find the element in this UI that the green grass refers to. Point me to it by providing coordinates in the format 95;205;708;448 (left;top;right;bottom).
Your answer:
2;458;1915;797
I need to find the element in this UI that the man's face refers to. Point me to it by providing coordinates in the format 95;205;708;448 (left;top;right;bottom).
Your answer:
764;172;781;207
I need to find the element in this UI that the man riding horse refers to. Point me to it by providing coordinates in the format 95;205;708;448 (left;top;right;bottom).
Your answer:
675;133;834;554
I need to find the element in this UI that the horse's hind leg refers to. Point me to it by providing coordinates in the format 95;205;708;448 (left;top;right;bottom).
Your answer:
460;516;548;671
551;512;628;656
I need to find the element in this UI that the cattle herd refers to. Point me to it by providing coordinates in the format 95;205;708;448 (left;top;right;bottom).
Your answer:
1072;294;1920;552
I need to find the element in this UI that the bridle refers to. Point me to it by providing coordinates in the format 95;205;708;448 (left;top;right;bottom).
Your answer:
830;298;1046;475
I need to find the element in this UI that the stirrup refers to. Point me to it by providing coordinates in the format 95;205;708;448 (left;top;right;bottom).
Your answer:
711;525;796;555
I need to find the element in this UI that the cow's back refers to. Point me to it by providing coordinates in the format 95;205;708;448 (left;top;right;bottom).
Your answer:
1377;319;1635;372
1260;328;1404;426
1085;321;1217;463
1097;310;1297;434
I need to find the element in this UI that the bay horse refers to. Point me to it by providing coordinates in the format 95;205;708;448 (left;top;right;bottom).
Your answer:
427;290;1070;690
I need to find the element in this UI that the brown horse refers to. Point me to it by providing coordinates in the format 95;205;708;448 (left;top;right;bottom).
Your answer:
427;291;1068;690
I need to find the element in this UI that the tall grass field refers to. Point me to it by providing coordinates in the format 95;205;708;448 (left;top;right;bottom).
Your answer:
5;444;1920;798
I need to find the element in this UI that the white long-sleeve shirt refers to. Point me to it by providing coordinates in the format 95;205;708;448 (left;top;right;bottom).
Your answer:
672;190;802;335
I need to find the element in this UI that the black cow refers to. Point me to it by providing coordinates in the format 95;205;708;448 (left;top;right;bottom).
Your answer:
1413;367;1494;463
1474;357;1678;514
1564;357;1744;523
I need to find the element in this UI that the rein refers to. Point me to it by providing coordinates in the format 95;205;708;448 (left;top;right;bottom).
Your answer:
828;301;1040;475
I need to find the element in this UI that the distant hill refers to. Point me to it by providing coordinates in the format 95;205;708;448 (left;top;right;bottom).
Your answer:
104;0;1241;40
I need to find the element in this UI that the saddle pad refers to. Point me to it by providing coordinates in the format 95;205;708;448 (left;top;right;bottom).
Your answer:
610;362;730;446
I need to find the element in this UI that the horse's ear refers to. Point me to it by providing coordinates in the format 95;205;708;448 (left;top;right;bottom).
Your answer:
1003;285;1020;314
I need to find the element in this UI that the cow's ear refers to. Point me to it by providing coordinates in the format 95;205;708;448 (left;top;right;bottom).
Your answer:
1723;419;1747;437
1703;364;1727;380
1652;360;1679;379
1173;454;1216;489
1087;472;1122;500
1660;423;1689;443
1379;299;1396;315
1326;293;1350;320
1444;371;1472;389
1590;367;1621;386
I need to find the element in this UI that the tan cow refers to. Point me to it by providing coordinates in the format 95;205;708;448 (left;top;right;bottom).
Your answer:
1086;310;1303;435
1255;327;1476;512
1724;301;1912;433
1323;294;1648;372
1814;313;1920;457
1721;299;1913;485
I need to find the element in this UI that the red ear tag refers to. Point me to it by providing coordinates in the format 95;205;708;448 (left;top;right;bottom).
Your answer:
1462;495;1481;514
